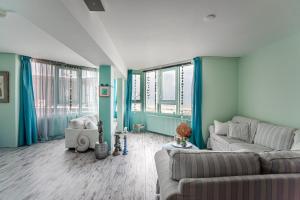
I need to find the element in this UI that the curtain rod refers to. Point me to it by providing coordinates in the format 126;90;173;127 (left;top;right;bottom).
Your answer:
31;58;97;71
142;59;192;72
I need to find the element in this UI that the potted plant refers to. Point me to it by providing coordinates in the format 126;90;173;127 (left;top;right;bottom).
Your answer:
176;122;192;147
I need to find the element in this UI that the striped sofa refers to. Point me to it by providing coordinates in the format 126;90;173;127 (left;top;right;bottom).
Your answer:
155;149;300;200
208;116;297;153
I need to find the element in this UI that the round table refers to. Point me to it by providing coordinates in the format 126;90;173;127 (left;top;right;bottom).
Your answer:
162;141;199;153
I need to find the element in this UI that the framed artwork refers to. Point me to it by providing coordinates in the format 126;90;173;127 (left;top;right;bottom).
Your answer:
99;86;110;97
0;71;9;103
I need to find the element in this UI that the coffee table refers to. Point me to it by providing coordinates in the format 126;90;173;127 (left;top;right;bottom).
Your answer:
162;141;199;153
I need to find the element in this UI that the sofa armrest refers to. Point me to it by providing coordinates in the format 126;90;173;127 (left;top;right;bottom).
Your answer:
178;174;300;200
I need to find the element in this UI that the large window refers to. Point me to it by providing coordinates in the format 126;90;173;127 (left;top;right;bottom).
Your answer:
31;60;98;116
144;63;194;116
132;74;141;112
179;64;194;115
145;71;158;112
160;68;178;114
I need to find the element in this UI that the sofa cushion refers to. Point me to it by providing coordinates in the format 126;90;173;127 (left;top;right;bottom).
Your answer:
291;130;300;151
211;134;246;151
232;116;259;143
214;120;229;135
85;120;97;129
228;122;250;142
259;151;300;174
254;123;295;150
69;118;85;129
230;143;273;153
85;114;98;124
169;150;260;181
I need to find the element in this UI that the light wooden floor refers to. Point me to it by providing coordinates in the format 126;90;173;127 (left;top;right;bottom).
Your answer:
0;133;172;200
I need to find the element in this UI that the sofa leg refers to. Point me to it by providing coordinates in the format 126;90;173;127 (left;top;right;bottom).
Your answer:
155;194;160;200
156;179;160;194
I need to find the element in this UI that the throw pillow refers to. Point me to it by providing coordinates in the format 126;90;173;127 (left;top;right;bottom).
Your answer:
214;120;229;135
85;120;98;129
291;130;300;150
228;122;250;142
69;118;85;129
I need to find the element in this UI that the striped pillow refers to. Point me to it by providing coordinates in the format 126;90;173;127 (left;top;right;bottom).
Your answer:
260;151;300;174
254;123;295;150
228;122;250;142
169;150;260;181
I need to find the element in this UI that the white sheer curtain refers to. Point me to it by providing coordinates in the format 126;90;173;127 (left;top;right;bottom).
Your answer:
31;60;98;141
82;70;98;113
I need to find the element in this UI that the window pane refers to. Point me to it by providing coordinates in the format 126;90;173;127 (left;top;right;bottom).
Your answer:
132;74;141;101
161;104;176;114
180;64;194;115
82;70;98;113
132;103;141;112
58;68;79;113
161;70;176;101
145;71;158;112
31;61;56;116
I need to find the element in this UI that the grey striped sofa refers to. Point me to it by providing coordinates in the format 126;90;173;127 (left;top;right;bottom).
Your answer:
155;149;300;200
208;116;296;153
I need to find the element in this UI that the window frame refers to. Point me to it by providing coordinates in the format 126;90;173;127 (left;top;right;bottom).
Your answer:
141;63;193;117
31;59;98;115
131;72;143;112
144;70;158;113
158;67;179;114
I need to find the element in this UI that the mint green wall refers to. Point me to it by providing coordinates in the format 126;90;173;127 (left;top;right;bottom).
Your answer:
238;32;300;128
202;57;239;140
0;53;20;147
99;65;113;150
130;57;239;141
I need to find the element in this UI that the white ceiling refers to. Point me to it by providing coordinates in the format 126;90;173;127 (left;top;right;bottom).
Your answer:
99;0;300;69
0;0;300;71
0;13;94;67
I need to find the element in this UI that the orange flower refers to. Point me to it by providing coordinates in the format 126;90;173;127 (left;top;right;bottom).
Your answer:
176;122;191;138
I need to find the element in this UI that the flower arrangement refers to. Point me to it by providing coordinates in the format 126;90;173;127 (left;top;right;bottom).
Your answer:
176;122;192;147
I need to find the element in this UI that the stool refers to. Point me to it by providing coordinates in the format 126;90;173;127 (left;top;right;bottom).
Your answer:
133;124;145;133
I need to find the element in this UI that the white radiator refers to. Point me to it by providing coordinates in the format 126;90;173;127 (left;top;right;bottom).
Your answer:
145;114;190;136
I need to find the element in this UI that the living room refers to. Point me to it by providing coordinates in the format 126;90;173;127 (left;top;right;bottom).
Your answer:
0;0;300;200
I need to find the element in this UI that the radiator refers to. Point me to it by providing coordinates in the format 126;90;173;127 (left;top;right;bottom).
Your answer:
145;114;190;136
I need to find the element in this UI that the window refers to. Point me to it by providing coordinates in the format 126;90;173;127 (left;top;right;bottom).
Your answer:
161;69;176;101
132;74;141;112
58;68;79;112
143;63;194;116
179;64;194;115
31;60;98;115
82;70;98;113
160;68;178;114
145;71;158;112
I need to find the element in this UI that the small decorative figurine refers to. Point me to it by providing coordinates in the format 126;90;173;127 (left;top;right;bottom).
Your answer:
95;120;108;159
112;132;122;156
122;134;128;155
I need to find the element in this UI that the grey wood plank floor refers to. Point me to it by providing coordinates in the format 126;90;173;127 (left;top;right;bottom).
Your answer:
0;133;172;200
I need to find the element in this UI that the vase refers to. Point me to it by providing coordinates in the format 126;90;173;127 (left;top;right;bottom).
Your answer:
95;142;108;159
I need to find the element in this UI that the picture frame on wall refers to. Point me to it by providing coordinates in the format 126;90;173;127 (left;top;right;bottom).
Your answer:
0;71;9;103
99;86;110;97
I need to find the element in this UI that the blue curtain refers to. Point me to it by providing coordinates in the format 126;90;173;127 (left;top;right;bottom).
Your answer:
113;79;118;119
18;56;38;146
190;57;205;149
124;70;133;131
